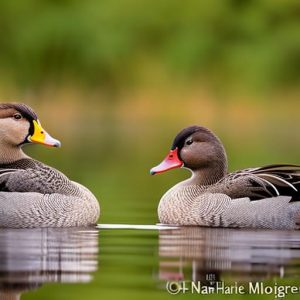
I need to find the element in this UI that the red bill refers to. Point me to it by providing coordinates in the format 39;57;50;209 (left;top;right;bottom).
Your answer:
150;148;183;175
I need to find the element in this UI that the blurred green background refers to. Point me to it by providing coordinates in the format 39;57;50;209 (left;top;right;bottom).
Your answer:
0;0;299;223
1;1;300;300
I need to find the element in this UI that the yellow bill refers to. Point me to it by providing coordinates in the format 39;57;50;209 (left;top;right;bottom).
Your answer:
28;120;61;147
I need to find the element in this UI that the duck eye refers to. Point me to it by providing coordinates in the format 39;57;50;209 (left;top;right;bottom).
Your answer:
186;139;193;145
13;113;22;120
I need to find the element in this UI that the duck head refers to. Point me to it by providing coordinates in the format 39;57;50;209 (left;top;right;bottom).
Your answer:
150;126;228;183
0;103;61;148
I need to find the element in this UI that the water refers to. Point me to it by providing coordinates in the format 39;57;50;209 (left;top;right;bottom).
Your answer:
0;226;300;300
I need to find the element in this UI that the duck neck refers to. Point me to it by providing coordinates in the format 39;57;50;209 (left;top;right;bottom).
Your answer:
188;160;228;186
0;140;28;164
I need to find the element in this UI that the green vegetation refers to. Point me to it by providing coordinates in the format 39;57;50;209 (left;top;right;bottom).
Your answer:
1;1;300;300
0;0;299;91
1;0;299;255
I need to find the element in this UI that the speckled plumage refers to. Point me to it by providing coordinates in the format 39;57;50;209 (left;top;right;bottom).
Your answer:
0;103;100;228
153;126;300;229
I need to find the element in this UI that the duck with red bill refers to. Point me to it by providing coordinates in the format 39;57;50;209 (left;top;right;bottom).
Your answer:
149;125;300;229
150;148;183;175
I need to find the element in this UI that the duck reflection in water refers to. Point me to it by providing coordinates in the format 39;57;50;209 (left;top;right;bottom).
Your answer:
158;227;300;285
0;227;99;300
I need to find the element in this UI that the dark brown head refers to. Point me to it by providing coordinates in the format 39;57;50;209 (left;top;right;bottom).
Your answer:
0;103;61;148
150;126;228;180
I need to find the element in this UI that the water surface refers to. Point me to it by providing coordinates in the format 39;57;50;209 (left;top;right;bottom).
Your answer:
0;226;300;300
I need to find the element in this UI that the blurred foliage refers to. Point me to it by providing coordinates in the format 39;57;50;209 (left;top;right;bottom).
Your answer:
1;1;300;299
0;0;298;225
0;0;299;91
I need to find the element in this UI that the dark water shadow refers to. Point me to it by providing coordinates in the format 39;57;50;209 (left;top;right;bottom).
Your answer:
0;227;99;300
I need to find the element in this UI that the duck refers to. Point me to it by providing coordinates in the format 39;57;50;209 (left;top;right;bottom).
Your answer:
0;103;100;228
150;125;300;229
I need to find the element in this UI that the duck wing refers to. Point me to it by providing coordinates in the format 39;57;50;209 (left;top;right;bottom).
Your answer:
0;167;70;194
219;164;300;201
0;168;20;191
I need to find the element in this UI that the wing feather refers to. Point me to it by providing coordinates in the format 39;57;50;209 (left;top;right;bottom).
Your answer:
225;164;300;201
